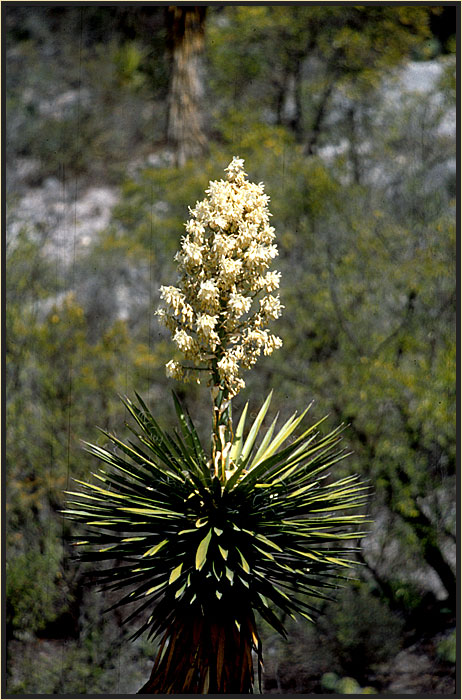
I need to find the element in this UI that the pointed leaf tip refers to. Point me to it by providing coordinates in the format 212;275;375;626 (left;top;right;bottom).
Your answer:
169;563;183;584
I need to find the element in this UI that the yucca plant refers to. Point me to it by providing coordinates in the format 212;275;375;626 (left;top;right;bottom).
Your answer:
64;158;368;693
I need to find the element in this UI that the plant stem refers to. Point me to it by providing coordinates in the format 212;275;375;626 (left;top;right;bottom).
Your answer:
210;363;233;480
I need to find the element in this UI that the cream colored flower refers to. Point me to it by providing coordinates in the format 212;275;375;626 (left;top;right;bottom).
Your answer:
160;285;184;314
224;156;247;186
260;294;284;320
180;238;203;267
263;270;281;293
217;352;239;381
173;329;196;355
196;313;218;338
197;280;220;312
185;219;205;242
213;233;235;257
228;291;251;318
219;257;242;285
166;360;184;381
264;334;283;356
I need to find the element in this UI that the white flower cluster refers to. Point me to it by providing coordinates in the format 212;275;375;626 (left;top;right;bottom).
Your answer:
156;157;283;396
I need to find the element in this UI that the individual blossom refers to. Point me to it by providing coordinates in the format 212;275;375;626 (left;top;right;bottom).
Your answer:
244;328;267;352
219;257;242;286
264;333;283;356
217;351;239;381
197;280;220;312
196;313;218;338
228;291;252;319
173;329;197;357
159;285;184;315
185;219;205;242
178;238;203;268
263;270;281;293
259;294;284;321
243;241;275;273
165;359;184;381
212;233;235;257
224;156;247;183
190;198;211;223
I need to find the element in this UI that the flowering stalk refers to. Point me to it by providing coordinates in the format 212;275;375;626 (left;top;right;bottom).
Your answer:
156;157;283;479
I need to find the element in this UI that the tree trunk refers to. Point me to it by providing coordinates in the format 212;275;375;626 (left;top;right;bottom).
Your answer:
400;505;456;607
165;6;207;167
138;612;261;694
305;76;336;156
280;62;303;140
347;105;362;185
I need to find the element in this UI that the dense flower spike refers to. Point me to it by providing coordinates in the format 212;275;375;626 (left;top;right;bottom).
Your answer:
156;157;283;396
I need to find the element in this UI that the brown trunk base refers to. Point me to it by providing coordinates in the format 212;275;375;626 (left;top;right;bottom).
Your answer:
138;614;261;694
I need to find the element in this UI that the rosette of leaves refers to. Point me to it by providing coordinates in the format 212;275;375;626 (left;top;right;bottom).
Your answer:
65;392;368;694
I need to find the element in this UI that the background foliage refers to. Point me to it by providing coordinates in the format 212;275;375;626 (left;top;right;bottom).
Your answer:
5;4;456;695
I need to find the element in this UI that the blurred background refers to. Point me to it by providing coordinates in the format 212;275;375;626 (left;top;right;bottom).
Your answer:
5;4;457;695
